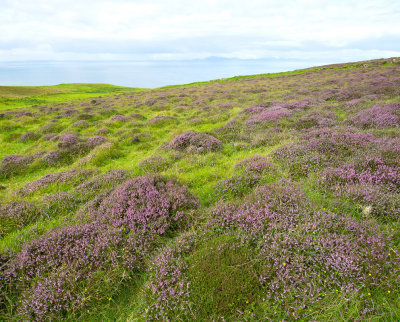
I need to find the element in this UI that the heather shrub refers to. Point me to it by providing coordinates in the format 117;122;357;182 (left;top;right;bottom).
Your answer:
7;223;141;320
19;131;40;142
111;114;129;122
349;103;400;128
42;133;57;141
215;174;260;200
41;150;66;166
320;157;400;192
56;134;81;150
235;155;274;175
89;175;199;235
273;128;378;178
95;127;109;135
147;115;177;126
87;135;108;148
0;201;42;238
41;134;91;166
0;155;34;178
295;110;337;129
169;131;223;153
72;120;89;128
246;106;291;127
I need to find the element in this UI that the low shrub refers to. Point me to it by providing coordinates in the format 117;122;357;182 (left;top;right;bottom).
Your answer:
0;201;42;238
169;131;223;153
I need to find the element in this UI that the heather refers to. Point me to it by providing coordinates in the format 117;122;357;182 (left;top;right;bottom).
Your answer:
1;57;400;320
143;182;400;320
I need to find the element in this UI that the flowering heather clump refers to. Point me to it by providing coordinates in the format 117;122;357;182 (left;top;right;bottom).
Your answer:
14;111;34;118
244;105;265;114
41;134;90;166
296;110;337;129
19;131;40;142
147;115;177;125
95;127;109;135
18;169;95;196
215;174;260;199
274;127;378;178
143;232;199;320
87;135;107;148
6;223;139;320
169;131;223;153
60;109;78;117
285;98;313;110
345;98;363;109
235;155;274;175
42;133;57;141
321;157;400;192
349;103;400;128
0;201;41;237
72;120;89;128
90;175;198;235
111;114;129;122
56;134;81;150
143;99;157;106
0;154;34;178
246;106;291;126
41;150;64;166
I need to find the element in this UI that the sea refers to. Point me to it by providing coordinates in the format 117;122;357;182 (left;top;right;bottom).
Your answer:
0;59;331;88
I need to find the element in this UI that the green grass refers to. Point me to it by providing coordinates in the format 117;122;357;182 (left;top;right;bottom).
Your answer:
0;83;140;111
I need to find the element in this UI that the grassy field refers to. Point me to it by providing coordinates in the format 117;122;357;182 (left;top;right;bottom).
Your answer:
0;83;140;111
0;57;399;321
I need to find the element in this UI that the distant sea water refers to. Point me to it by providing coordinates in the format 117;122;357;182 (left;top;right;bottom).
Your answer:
0;59;331;88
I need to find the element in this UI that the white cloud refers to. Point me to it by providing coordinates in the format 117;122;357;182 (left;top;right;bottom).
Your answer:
0;0;399;61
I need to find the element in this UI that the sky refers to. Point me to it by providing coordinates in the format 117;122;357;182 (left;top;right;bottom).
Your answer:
1;0;400;62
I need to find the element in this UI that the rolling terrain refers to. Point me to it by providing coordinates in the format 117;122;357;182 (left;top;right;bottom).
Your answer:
0;57;400;321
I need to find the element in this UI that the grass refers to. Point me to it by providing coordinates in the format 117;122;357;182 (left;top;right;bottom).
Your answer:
0;57;400;321
0;83;139;111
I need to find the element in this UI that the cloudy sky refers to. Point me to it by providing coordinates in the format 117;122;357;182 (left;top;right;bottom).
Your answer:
1;0;400;62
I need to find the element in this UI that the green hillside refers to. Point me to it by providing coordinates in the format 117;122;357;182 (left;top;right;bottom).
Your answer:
0;57;399;321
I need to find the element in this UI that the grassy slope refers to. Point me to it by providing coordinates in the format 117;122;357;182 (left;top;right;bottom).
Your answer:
0;83;140;111
0;57;399;321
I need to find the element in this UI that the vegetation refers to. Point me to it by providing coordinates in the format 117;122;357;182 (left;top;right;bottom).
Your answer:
0;57;399;320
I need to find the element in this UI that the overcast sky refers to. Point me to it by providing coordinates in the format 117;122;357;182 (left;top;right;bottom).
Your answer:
1;0;400;62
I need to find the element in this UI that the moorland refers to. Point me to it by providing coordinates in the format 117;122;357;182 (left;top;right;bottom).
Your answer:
0;57;400;321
